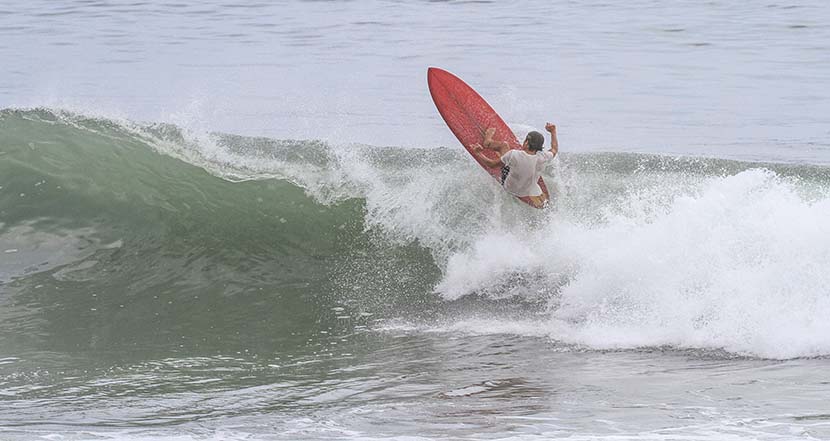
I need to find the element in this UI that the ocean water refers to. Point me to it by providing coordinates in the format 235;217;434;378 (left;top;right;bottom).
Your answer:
2;1;830;440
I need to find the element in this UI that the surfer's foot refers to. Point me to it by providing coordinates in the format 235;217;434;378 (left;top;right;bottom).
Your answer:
483;127;496;148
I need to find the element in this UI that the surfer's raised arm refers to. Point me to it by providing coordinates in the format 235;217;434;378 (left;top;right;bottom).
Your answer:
471;143;504;168
545;123;558;158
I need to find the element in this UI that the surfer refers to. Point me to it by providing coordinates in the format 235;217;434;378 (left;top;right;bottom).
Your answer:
471;123;558;200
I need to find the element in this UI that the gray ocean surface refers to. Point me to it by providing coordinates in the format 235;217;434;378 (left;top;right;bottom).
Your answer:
2;1;830;440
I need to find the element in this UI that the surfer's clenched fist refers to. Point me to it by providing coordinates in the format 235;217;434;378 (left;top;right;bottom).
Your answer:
545;123;556;133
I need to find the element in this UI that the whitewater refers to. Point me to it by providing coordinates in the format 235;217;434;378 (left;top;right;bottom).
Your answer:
3;1;830;440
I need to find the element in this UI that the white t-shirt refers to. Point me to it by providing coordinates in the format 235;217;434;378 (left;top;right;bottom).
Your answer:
499;150;554;197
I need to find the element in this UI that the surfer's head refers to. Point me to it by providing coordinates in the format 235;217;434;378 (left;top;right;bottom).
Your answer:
524;131;544;151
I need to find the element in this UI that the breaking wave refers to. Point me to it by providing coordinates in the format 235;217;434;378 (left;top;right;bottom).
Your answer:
2;108;829;359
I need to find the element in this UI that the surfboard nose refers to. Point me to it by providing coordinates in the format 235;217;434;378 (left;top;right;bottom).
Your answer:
427;67;451;86
427;67;440;86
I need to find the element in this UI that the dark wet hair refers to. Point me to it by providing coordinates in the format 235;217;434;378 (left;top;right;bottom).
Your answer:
525;131;544;151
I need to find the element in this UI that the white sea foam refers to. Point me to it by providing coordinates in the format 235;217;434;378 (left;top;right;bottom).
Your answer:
433;169;830;359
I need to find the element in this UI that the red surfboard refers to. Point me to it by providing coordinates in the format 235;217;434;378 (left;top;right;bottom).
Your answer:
427;67;549;208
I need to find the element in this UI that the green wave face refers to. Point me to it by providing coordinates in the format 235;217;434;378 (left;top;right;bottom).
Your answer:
0;109;441;361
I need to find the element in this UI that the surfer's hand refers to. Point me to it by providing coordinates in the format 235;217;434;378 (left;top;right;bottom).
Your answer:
471;143;483;152
545;123;556;133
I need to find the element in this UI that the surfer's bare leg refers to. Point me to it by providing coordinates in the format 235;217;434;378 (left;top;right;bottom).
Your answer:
482;127;510;156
